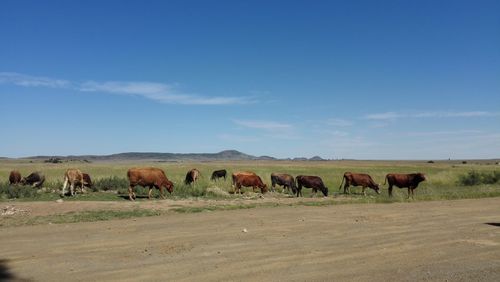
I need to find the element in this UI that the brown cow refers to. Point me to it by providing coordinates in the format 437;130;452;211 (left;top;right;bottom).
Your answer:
62;168;84;196
296;175;328;197
74;173;93;192
127;167;174;201
232;172;268;194
270;173;297;194
339;172;380;195
9;170;22;185
385;173;426;198
184;168;201;185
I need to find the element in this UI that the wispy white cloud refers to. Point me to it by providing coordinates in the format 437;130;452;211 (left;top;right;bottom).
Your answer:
406;129;483;137
326;118;354;127
365;111;500;120
233;119;293;130
0;72;254;105
0;72;70;88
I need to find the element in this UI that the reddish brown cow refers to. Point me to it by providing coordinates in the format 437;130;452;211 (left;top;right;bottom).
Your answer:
9;170;22;185
385;173;426;198
127;167;174;201
296;175;328;197
339;172;380;195
232;172;268;194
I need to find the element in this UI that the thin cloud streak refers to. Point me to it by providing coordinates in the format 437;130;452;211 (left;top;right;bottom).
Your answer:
365;111;500;120
233;119;293;130
1;72;254;105
0;72;70;88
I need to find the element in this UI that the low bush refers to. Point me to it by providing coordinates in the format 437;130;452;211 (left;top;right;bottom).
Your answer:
92;177;128;192
458;171;500;186
0;182;38;199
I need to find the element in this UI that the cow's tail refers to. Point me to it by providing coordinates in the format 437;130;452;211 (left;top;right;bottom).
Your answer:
383;175;388;185
338;175;345;191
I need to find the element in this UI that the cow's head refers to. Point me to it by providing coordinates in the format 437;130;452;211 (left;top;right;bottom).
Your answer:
20;177;27;185
416;173;426;182
321;186;329;197
164;180;174;193
261;184;268;194
372;184;380;194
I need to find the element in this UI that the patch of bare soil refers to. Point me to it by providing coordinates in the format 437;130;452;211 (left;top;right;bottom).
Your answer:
1;198;500;281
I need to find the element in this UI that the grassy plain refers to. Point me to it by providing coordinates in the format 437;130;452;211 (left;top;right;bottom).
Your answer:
1;158;499;203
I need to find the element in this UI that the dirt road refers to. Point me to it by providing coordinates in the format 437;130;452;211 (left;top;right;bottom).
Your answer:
1;198;500;281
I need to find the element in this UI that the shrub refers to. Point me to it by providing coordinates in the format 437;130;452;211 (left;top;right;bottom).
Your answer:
458;171;500;186
92;177;129;192
0;183;38;199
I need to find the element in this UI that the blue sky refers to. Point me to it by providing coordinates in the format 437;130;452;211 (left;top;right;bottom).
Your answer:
1;0;499;159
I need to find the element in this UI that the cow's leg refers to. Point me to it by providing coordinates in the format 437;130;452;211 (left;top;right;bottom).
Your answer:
388;185;393;197
407;188;411;199
70;183;75;196
61;178;68;196
128;185;135;201
159;186;165;199
362;186;366;196
148;186;153;199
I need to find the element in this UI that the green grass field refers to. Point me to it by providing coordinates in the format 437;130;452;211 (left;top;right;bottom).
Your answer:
1;159;499;202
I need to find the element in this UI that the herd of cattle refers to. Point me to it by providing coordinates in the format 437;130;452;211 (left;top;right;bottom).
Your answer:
6;167;427;200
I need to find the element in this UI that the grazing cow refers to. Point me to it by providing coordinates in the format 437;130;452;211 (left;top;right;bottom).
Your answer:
74;173;93;192
385;173;426;198
211;169;227;181
62;168;84;196
9;170;22;185
232;172;268;194
339;172;380;195
127;167;174;201
184;169;201;185
20;171;45;188
295;175;328;197
270;173;297;194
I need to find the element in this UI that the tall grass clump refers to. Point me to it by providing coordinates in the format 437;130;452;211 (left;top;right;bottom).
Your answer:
92;176;128;192
0;182;38;199
458;170;500;186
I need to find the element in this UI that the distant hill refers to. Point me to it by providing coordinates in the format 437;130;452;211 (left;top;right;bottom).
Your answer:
23;150;277;162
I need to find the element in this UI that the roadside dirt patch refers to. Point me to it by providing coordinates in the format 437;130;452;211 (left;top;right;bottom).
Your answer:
1;198;500;281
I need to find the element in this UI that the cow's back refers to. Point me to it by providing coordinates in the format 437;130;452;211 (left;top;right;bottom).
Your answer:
128;167;166;186
65;169;83;183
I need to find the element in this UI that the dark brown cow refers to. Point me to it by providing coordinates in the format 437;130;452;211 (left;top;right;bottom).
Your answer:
270;173;297;194
9;170;22;185
184;168;201;185
385;173;426;198
232;172;267;194
20;171;45;188
339;172;380;195
127;167;174;201
211;169;227;181
295;175;328;197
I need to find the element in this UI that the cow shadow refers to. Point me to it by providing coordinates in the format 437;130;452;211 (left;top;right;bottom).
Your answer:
485;223;500;227
117;194;152;200
0;259;27;281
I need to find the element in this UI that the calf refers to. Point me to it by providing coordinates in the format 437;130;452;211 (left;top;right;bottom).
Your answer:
211;169;227;181
296;175;328;197
185;169;200;185
385;173;426;198
339;172;380;195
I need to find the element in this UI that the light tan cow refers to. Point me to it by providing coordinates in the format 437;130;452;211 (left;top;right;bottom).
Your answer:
62;168;84;197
